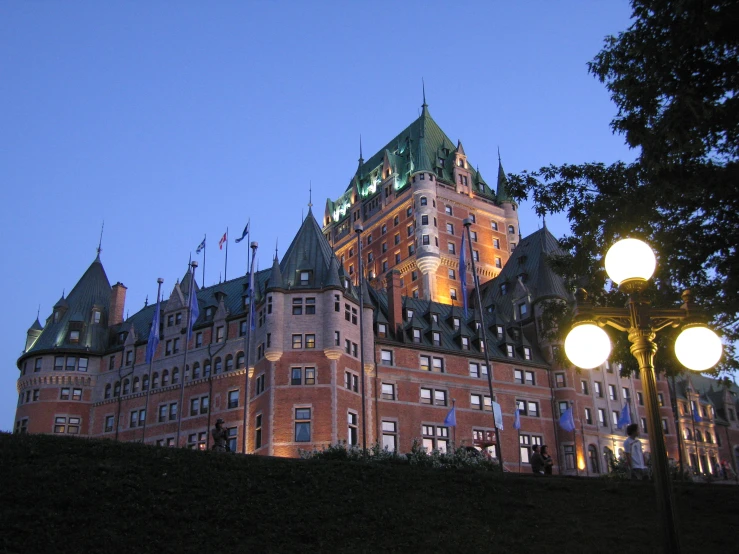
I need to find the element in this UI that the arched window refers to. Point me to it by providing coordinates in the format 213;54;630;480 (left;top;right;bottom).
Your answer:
192;362;201;379
684;428;692;440
133;377;140;393
225;355;234;372
142;375;149;391
420;196;427;206
162;370;169;387
113;381;121;397
152;372;159;389
696;430;703;443
203;360;211;377
105;384;111;399
236;352;245;369
588;445;600;474
122;379;130;395
172;367;179;384
214;358;222;374
705;432;713;444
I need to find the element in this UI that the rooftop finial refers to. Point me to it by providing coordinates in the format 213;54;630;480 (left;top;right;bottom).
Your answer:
497;146;502;165
96;221;104;259
422;78;427;108
275;238;279;260
359;135;364;166
308;180;313;209
37;305;40;320
144;295;149;307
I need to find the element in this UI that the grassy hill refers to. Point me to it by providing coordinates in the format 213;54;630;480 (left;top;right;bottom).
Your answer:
1;433;737;553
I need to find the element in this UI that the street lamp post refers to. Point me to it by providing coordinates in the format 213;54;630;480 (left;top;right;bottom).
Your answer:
354;223;367;452
564;238;722;554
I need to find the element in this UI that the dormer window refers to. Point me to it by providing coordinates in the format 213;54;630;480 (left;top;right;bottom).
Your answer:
69;330;80;343
299;271;311;285
92;311;101;324
431;313;438;324
453;317;460;330
500;284;507;296
406;309;414;320
53;311;61;323
506;344;514;357
205;307;214;319
175;312;182;325
461;337;470;350
412;329;421;343
524;347;532;360
496;325;504;339
518;303;528;318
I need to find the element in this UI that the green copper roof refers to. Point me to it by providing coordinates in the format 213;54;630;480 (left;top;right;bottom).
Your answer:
496;160;515;204
26;257;112;355
280;209;340;289
481;226;572;321
326;105;498;223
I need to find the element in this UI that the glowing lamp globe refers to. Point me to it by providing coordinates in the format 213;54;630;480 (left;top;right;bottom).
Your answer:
675;325;722;371
565;323;612;369
605;238;657;285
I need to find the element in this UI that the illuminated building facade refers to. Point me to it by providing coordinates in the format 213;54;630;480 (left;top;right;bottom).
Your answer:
14;100;739;476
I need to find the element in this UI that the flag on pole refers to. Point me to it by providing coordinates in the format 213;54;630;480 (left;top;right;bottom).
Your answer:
219;231;228;250
493;401;504;430
247;246;257;331
145;294;161;364
196;237;206;254
187;277;199;341
444;405;457;427
514;407;521;430
235;221;250;243
693;405;703;423
559;407;576;432
459;230;468;318
617;402;631;429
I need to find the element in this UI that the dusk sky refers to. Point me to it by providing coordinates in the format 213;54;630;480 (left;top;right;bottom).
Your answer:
0;1;637;430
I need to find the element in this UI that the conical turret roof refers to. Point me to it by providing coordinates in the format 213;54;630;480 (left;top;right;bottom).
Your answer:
27;257;112;354
280;208;337;289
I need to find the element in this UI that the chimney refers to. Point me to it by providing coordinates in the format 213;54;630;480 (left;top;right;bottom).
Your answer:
110;282;127;326
386;270;403;338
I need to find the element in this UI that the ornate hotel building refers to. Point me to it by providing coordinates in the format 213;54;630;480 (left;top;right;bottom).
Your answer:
14;100;739;477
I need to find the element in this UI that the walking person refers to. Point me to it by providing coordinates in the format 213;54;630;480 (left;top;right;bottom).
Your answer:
212;418;229;453
624;423;646;480
541;445;554;475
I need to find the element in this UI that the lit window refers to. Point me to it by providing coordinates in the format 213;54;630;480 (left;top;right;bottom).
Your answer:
295;408;311;442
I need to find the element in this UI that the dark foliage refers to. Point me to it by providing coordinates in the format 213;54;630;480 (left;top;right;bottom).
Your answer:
2;433;739;553
508;0;739;374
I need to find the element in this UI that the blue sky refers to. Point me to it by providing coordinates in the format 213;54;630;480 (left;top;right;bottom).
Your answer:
0;1;636;430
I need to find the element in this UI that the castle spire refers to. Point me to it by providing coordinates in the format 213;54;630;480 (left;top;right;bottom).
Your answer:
422;78;428;115
96;221;104;261
308;181;313;211
358;135;364;170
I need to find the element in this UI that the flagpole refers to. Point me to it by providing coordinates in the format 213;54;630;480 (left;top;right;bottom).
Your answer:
463;218;504;475
570;401;579;476
579;405;590;477
203;234;207;287
141;278;163;444
242;242;258;454
518;429;521;474
176;260;198;447
452;399;456;448
225;227;229;282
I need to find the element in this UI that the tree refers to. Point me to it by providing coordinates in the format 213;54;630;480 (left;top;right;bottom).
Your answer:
508;0;739;372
